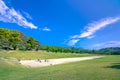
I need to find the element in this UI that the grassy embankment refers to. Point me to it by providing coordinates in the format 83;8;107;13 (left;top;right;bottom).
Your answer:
0;50;93;60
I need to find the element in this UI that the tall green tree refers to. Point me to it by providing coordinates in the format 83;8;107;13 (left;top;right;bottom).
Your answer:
26;37;41;50
9;30;21;50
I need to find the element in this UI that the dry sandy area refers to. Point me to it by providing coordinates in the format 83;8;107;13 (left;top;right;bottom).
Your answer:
19;56;105;67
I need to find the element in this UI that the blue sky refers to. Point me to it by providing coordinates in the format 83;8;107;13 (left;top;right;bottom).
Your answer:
0;0;120;49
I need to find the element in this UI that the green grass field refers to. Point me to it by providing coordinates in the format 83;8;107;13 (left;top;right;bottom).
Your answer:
0;51;120;80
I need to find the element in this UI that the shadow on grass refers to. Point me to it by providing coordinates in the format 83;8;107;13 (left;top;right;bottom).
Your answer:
105;63;120;69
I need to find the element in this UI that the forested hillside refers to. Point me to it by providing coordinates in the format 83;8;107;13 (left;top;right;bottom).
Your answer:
0;28;41;50
0;28;92;53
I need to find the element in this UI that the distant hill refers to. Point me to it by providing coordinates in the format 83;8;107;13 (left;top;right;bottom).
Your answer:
99;47;120;55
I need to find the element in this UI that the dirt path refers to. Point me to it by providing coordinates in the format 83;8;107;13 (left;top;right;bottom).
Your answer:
19;56;105;67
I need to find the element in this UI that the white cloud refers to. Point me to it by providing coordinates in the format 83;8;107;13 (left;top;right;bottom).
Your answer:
92;41;120;49
23;11;32;20
72;17;120;39
0;0;37;29
68;17;120;46
87;35;95;39
42;27;51;31
68;39;80;46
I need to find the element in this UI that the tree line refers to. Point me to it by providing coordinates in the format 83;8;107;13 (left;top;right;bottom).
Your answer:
41;46;92;53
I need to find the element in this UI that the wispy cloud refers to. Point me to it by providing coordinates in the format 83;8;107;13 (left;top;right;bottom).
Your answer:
23;11;32;20
42;27;51;31
68;39;80;46
0;0;37;29
68;17;120;46
92;41;120;49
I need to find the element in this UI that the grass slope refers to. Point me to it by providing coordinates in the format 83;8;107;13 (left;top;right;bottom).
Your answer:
0;54;120;80
0;51;93;59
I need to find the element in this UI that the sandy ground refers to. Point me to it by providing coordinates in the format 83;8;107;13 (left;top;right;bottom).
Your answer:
19;56;105;67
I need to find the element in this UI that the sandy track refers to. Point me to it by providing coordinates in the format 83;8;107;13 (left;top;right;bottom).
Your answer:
19;56;105;67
